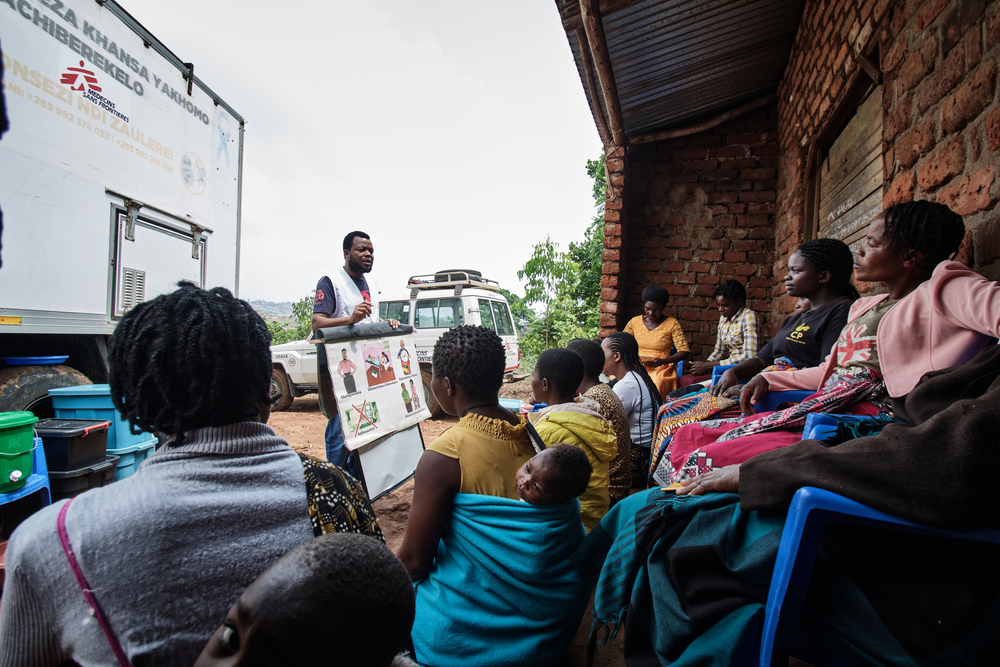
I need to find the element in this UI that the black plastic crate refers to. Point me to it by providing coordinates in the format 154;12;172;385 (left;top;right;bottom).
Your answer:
34;419;110;472
48;455;118;502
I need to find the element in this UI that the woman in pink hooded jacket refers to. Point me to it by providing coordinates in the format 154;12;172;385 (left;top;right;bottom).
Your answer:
664;200;1000;483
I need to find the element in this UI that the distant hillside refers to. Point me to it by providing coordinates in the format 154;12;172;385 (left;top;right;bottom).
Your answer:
250;299;294;318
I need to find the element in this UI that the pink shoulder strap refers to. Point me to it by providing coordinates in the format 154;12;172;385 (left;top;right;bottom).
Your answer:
57;499;133;667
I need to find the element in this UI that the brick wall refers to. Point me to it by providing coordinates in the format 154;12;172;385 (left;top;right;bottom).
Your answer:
773;0;889;329
883;0;1000;278
607;106;779;358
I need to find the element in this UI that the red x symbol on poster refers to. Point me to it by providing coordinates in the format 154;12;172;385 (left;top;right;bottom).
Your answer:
352;399;378;437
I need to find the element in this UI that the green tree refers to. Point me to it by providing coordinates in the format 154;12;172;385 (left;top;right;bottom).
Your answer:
517;236;580;350
266;294;315;345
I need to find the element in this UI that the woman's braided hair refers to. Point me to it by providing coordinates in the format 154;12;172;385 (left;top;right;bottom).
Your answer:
432;325;505;401
711;279;747;305
795;238;860;299
605;329;661;407
107;283;273;446
883;200;966;276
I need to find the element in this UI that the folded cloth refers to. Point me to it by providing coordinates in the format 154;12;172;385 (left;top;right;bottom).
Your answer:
412;493;591;667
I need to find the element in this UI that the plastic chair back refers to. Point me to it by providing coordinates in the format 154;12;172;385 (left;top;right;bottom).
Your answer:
754;390;812;413
759;487;1000;665
710;364;738;386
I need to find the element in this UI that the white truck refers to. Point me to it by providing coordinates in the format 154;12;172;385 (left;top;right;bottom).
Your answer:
0;0;243;416
270;271;521;416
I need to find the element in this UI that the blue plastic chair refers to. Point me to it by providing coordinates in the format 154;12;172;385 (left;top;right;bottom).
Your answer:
753;390;812;413
759;487;1000;666
0;440;51;513
710;364;737;386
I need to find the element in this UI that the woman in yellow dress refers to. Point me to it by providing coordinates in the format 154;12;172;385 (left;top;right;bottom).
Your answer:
623;285;691;399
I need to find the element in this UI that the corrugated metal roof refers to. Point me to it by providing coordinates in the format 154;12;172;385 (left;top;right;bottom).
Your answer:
561;0;804;138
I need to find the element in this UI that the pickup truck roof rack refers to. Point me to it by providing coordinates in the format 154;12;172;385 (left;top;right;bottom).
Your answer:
407;271;502;297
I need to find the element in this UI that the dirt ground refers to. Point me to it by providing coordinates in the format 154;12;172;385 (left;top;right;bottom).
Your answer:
267;385;627;667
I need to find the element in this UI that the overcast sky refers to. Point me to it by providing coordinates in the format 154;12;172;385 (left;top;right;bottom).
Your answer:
123;0;601;303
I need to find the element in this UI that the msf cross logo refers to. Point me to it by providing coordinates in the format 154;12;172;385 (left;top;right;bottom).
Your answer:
60;61;101;93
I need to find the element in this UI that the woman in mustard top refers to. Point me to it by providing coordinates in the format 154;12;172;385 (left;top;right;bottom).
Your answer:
623;285;691;399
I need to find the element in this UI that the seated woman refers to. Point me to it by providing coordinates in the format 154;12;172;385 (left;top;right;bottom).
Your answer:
623;285;691;398
602;331;661;485
684;279;762;384
397;326;589;667
578;342;1000;666
710;238;859;397
666;200;1000;482
530;348;618;532
566;338;633;505
0;284;382;667
647;238;858;485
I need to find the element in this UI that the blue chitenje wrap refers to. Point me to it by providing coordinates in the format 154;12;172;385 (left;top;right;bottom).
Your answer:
411;493;591;667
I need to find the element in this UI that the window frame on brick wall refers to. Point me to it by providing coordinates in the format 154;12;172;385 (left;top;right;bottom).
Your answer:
804;39;885;245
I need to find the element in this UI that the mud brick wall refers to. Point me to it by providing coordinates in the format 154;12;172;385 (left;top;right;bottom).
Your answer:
604;106;779;359
774;0;889;329
883;0;1000;279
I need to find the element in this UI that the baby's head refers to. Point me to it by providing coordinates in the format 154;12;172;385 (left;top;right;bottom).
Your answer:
195;533;414;667
516;444;593;505
794;297;812;314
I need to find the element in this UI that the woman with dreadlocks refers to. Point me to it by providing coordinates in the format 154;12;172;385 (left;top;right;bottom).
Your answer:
623;284;691;398
0;283;382;667
602;331;662;485
664;200;1000;484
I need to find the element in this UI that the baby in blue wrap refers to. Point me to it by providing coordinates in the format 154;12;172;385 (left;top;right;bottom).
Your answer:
516;444;593;505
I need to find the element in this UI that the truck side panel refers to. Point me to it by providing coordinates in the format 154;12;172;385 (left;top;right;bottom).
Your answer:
0;0;242;332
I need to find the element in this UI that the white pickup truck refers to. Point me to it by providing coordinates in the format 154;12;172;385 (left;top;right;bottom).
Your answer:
270;271;521;416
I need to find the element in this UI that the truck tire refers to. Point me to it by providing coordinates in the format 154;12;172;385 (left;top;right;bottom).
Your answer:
0;365;92;419
420;369;442;418
271;367;294;412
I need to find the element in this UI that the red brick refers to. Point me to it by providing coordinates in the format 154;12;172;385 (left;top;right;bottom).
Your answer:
601;261;620;274
748;202;777;214
738;191;777;202
740;168;777;180
916;40;965;113
938;164;996;215
648;248;672;259
700;250;723;262
898;34;937;94
989;3;1000;50
748;251;771;263
974;214;1000;264
686;159;718;171
941;59;997;134
602;249;620;261
917;136;966;191
733;240;764;251
913;0;949;34
884;35;907;73
600;275;619;287
673;148;708;160
752;143;781;155
604;209;620;223
967;22;983;69
710;146;749;158
693;285;716;297
884;94;913;145
716;265;736;275
600;287;619;301
687;262;711;272
678;250;694;260
703;169;739;181
606;158;624;172
696;274;721;285
724;251;747;262
968;123;982;161
954;229;975;267
605;199;622;210
986;108;1000;151
735;264;756;276
599;315;617;327
729;203;747;214
667;238;689;248
675;273;696;285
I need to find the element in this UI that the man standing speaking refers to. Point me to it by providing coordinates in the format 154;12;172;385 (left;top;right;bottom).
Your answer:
312;231;398;469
